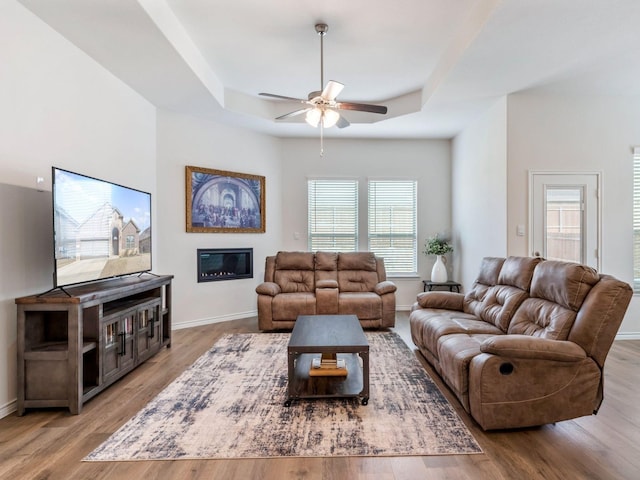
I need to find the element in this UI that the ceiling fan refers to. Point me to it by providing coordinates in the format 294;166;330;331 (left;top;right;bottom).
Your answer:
259;23;388;133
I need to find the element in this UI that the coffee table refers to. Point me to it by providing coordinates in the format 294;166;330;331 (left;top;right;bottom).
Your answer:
285;314;370;406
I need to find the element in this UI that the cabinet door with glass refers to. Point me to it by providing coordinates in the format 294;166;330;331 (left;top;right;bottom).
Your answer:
137;300;162;362
102;310;136;384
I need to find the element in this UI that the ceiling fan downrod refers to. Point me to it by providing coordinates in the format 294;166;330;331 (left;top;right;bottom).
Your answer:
316;23;328;92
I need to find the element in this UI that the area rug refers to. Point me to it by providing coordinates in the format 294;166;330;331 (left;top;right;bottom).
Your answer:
85;332;482;460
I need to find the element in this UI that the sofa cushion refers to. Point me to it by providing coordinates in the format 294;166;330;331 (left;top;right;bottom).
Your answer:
463;257;505;316
272;292;316;320
335;252;379;292
530;260;599;311
315;251;338;270
417;291;464;310
507;297;576;339
464;257;539;331
274;270;315;293
474;286;529;331
315;251;339;284
275;251;315;270
338;252;377;271
338;292;382;319
410;308;502;361
274;252;315;293
475;257;505;286
437;333;497;411
497;256;542;291
507;261;601;340
338;270;379;292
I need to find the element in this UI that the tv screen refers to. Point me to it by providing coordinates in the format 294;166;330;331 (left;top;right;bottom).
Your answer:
52;167;152;288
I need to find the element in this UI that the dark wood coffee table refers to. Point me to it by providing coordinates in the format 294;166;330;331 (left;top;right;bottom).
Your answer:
285;314;370;406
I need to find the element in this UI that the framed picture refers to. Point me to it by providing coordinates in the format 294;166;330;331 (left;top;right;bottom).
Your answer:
186;166;265;233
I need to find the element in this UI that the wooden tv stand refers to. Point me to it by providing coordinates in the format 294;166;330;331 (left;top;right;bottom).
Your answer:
15;274;173;415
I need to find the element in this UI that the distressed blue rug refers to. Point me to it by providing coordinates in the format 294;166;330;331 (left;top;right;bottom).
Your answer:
85;332;481;460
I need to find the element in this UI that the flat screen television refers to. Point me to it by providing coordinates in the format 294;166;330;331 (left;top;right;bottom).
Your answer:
52;167;152;288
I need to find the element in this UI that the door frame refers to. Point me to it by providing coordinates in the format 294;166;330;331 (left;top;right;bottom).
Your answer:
528;170;602;271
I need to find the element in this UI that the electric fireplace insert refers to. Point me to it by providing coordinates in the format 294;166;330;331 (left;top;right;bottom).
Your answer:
197;248;253;282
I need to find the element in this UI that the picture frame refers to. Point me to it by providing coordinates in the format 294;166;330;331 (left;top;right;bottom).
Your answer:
185;165;265;233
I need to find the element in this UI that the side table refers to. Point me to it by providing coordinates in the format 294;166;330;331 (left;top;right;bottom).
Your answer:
423;280;462;293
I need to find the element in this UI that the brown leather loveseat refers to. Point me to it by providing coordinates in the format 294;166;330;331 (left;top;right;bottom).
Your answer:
256;251;397;331
410;256;632;430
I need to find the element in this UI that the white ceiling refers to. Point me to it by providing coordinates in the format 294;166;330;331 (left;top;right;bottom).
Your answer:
17;0;640;139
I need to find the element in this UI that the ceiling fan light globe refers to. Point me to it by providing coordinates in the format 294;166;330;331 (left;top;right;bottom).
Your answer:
322;108;340;128
305;108;321;127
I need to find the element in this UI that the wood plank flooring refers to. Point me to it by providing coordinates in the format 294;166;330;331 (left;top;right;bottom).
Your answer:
1;313;639;480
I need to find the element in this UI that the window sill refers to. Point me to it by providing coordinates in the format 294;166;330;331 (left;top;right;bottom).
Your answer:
387;274;420;280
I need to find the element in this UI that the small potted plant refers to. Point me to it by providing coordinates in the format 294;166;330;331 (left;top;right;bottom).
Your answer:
423;235;453;282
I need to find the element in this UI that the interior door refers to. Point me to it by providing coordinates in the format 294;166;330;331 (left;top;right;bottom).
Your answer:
530;172;600;269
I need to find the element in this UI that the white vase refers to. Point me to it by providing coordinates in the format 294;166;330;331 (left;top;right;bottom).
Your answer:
431;255;448;283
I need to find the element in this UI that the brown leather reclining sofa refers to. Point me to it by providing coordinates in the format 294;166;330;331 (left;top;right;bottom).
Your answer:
256;251;397;331
410;256;632;430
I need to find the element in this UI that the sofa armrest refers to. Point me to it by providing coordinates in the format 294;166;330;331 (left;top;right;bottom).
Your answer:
317;279;339;289
255;282;281;296
416;291;464;311
480;335;587;362
374;280;397;295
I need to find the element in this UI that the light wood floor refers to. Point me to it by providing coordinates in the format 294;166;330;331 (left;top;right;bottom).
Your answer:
1;313;639;480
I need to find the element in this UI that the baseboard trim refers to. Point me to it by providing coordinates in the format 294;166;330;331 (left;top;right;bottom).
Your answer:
174;308;417;329
172;310;258;330
174;307;419;330
615;332;640;340
0;399;17;419
173;308;420;329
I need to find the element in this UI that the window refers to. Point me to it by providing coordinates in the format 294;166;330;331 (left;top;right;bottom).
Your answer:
633;148;640;291
368;180;417;275
125;235;135;249
308;179;358;252
544;187;583;264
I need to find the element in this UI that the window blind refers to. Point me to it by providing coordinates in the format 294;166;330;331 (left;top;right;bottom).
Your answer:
368;180;417;274
308;179;358;252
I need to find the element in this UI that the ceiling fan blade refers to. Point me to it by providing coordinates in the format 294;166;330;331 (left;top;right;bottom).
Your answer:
321;81;344;101
336;116;350;128
259;92;307;103
275;108;311;120
335;102;388;115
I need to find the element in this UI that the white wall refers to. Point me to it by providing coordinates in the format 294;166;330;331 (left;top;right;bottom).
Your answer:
452;97;508;289
279;138;451;309
155;110;282;328
0;2;156;192
0;2;156;417
507;91;640;336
